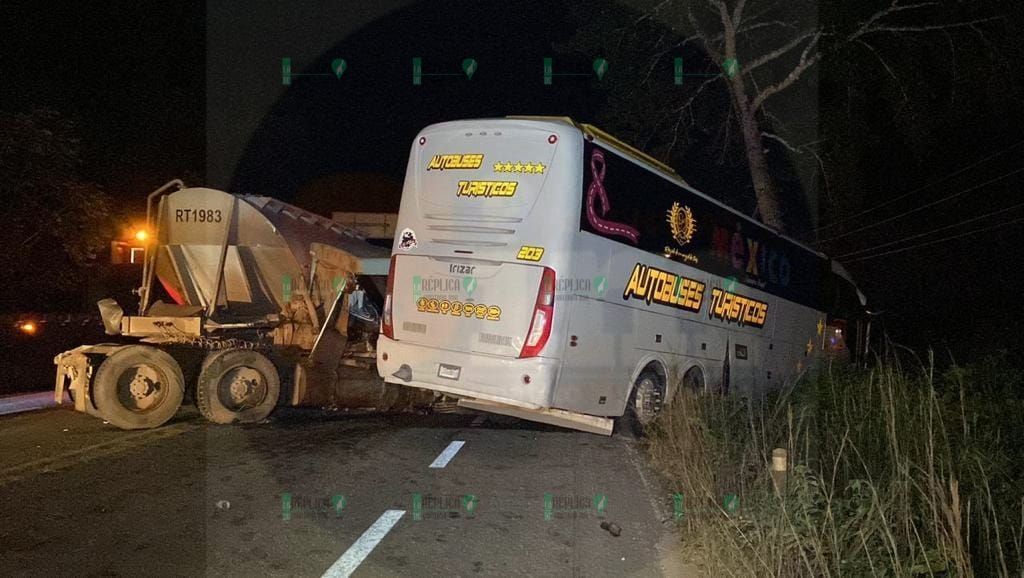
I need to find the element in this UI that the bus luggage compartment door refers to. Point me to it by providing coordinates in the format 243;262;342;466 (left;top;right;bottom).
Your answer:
552;296;631;416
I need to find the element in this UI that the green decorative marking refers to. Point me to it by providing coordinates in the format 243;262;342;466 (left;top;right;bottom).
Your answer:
593;276;607;298
461;58;478;80
412;57;422;85
281;57;292;86
723;58;739;78
462;494;479;515
593;494;608;516
723;494;740;513
592;58;609;81
281;492;292;521
543;493;553;521
463;276;477;297
331;495;346;517
673;57;683;85
331;58;347;79
673;493;684;521
543;57;553;85
412;493;423;521
282;275;292;302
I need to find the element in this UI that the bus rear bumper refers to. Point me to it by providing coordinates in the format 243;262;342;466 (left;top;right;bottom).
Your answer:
376;336;558;409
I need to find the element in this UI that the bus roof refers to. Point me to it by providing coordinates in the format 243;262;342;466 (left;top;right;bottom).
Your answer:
504;115;838;267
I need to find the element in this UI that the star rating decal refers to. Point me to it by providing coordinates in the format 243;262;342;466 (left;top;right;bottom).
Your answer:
493;161;546;174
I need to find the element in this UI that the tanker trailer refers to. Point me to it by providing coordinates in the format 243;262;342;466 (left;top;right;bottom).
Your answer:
54;180;435;430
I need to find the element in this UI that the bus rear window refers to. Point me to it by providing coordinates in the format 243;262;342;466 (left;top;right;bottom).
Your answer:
413;128;557;212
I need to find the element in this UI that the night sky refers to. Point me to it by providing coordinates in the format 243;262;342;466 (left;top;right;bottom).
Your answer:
3;0;1022;362
1;1;205;214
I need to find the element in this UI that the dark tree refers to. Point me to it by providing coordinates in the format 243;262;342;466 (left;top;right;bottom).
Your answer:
0;109;116;311
567;0;1006;234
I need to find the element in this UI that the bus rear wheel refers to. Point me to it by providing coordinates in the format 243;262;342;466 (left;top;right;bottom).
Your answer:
197;349;280;424
682;366;706;393
619;369;664;437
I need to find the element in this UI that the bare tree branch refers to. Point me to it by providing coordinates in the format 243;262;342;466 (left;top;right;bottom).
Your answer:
847;2;1001;43
854;39;909;109
751;33;822;111
706;0;727;14
806;145;833;207
761;131;799;153
673;74;724;113
666;107;687;159
848;1;940;42
738;20;799;35
859;18;1002;35
688;4;723;62
719;106;733;164
742;30;821;76
639;33;669;86
633;0;673;26
732;0;748;27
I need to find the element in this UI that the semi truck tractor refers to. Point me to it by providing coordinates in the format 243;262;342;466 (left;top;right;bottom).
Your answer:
54;180;434;430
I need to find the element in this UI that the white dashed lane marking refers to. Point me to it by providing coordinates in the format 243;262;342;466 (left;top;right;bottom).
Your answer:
428;440;465;469
321;509;406;578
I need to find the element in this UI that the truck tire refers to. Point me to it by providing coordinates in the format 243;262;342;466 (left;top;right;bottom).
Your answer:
617;369;664;438
92;346;185;430
197;349;280;424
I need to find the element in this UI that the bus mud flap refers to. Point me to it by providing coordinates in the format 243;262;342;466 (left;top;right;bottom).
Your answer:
456;398;613;436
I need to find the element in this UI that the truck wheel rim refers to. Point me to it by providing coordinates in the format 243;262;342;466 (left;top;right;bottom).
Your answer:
218;366;267;411
116;364;169;413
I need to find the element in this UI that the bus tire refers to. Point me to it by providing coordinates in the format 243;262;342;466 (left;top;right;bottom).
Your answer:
197;349;280;425
682;366;706;393
92;345;185;430
619;369;664;437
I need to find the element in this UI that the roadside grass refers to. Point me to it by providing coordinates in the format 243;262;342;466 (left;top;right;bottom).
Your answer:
648;352;1024;577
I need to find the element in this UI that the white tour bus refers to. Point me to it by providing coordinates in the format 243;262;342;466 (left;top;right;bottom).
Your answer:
377;117;866;435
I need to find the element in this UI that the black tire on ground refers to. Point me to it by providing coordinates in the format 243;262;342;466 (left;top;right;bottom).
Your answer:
196;349;280;425
91;345;185;430
682;366;706;393
616;369;664;438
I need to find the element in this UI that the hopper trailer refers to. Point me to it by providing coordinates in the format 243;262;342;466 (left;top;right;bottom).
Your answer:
54;180;434;430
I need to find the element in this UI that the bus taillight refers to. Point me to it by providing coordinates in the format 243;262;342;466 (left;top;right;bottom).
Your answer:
520;267;556;358
382;254;397;339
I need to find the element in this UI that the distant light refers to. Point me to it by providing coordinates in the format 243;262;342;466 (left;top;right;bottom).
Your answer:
134;229;149;242
18;321;37;335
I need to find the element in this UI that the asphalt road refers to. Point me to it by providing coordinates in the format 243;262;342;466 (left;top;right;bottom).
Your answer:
0;403;693;577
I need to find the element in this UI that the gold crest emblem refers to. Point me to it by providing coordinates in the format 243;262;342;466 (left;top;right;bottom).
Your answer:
667;202;697;246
